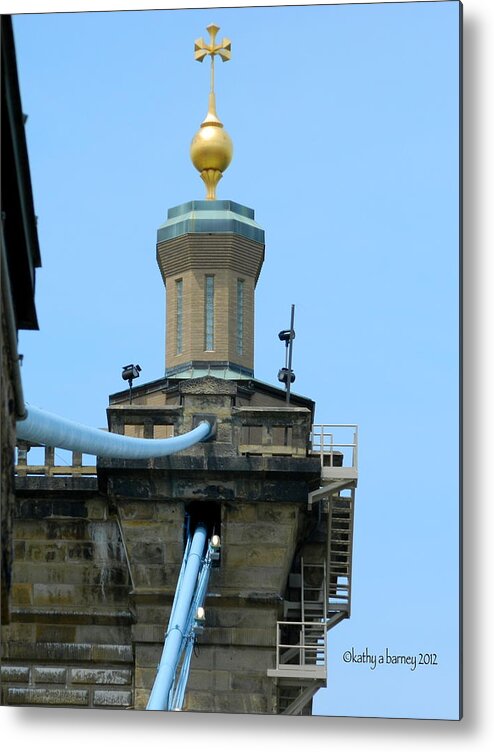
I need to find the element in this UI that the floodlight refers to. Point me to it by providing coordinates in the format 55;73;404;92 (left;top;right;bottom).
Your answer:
278;367;296;385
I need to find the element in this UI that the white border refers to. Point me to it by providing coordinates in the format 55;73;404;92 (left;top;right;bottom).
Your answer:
2;1;492;749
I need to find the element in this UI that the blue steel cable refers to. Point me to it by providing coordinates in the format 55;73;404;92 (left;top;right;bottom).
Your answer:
146;525;208;711
16;404;211;459
169;538;216;710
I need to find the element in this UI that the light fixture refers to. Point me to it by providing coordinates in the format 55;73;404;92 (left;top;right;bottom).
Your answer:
278;367;295;385
277;305;296;403
121;364;141;404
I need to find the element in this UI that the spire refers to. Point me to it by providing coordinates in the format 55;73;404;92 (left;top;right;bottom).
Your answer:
190;24;233;200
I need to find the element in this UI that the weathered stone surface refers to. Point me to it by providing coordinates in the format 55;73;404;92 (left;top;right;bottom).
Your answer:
186;669;230;692
5;373;332;717
91;644;133;663
190;645;271;673
225;545;288;568
70;668;131;685
230;673;272;694
6;687;89;706
133;688;149;710
223;521;295;545
197;627;275;648
23;541;67;563
185;690;269;715
32;667;67;683
131;624;165;643
134;666;157;690
134;643;161;668
93;689;132;707
215;567;286;591
3;641;92;661
0;665;30;683
4;623;36;641
2;641;133;663
35;624;76;643
11;583;32;606
127;541;165;565
75;624;132;645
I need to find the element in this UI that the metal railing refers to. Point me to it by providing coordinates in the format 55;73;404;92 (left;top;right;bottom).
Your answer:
310;424;358;476
15;444;97;477
268;621;327;679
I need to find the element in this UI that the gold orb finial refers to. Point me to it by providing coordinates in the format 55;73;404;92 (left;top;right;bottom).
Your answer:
190;24;233;200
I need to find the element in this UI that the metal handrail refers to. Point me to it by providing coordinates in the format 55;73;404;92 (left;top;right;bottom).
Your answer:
274;621;327;672
310;424;358;472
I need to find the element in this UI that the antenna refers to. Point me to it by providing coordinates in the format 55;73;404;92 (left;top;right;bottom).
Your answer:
277;304;296;404
122;364;141;404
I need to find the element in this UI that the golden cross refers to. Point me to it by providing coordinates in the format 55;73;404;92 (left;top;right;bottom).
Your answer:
194;24;231;95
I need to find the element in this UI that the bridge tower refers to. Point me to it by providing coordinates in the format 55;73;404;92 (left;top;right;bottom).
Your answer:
4;24;358;715
99;24;359;714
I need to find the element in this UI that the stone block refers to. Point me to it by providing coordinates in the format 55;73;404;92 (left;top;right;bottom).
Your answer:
35;624;77;643
0;665;30;683
91;643;133;663
132;624;165;643
121;520;180;545
224;521;294;545
93;689;132;707
13;541;26;558
214;691;269;715
205;606;277;629
132;564;179;589
4;641;92;662
85;499;108;520
214;566;285;591
50;500;88;518
256;504;298;523
7;687;89;706
152;502;184;522
66;542;93;561
127;541;165;565
11;583;33;606
135;643;161;668
190;644;270;673
5;623;36;642
187;669;230;692
13;520;48;539
198;626;274;648
133;688;149;710
32;667;67;684
75;624;131;645
225;545;288;568
33;583;76;607
132;604;170;625
230;627;275;647
230;673;272;694
18;499;53;519
46;519;89;541
70;668;131;685
78;584;130;607
118;503;157;521
134;666;157;690
223;503;257;522
24;541;67;563
183;691;214;713
16;561;101;586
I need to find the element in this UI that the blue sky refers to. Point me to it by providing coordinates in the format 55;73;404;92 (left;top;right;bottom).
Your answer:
12;1;460;720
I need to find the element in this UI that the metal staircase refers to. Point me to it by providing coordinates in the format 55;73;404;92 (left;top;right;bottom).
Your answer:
268;424;358;715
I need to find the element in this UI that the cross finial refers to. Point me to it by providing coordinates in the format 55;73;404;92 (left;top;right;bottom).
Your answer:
191;25;233;200
194;24;231;95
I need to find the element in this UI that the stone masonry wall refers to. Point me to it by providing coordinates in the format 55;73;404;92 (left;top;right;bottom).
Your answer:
1;488;135;709
1;308;16;628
